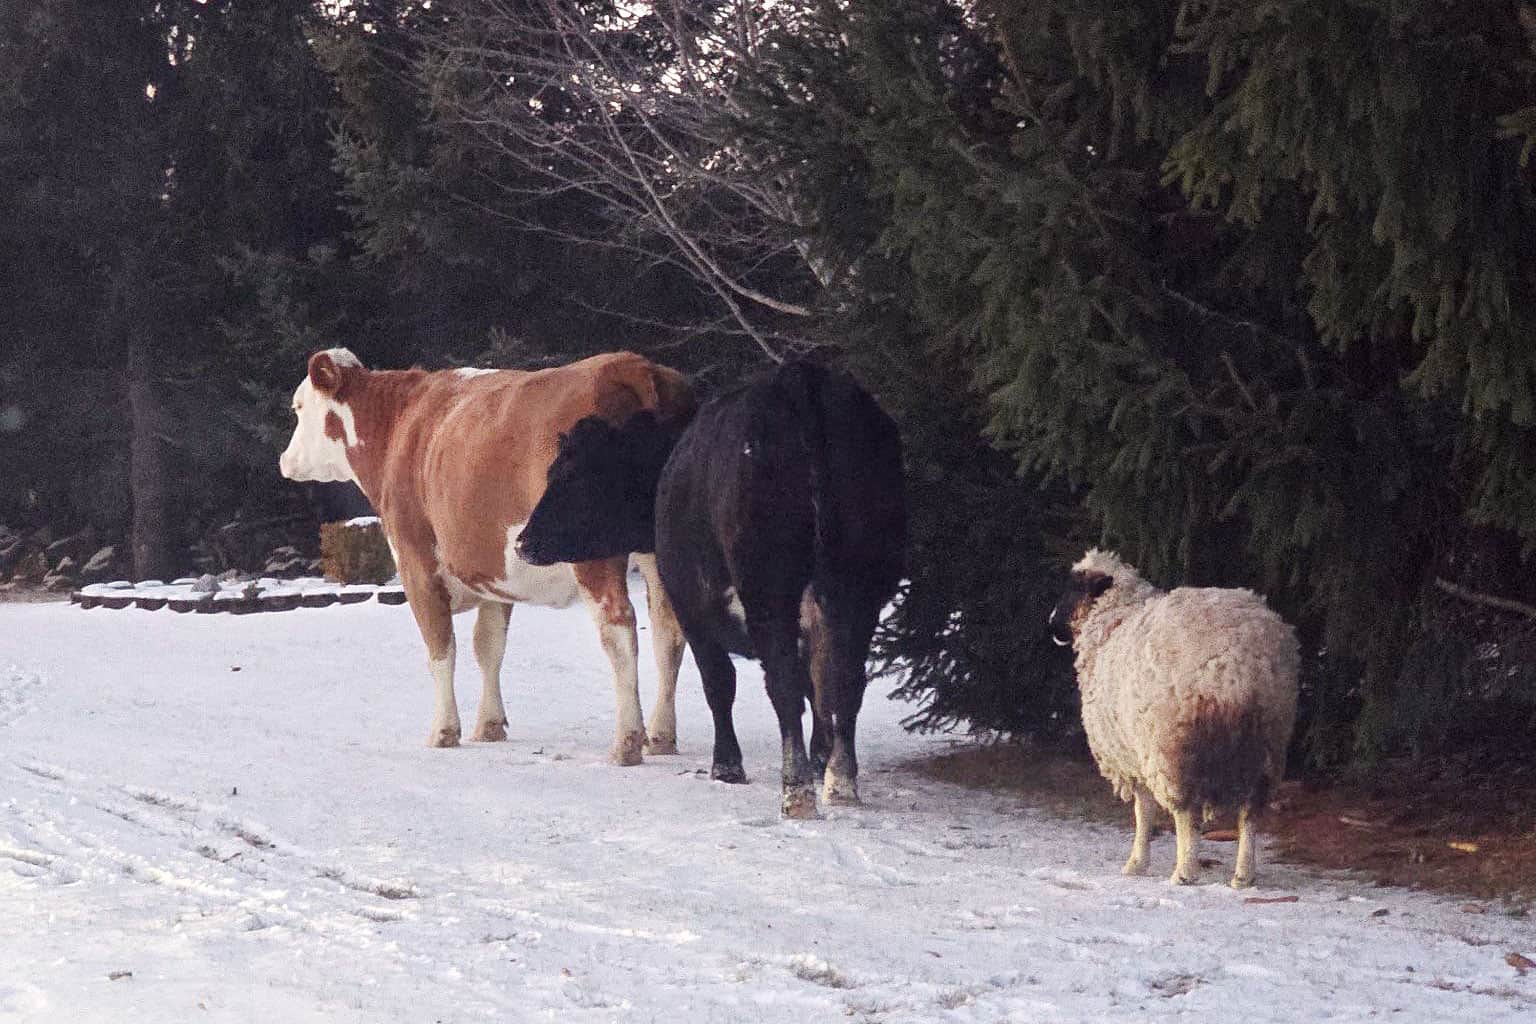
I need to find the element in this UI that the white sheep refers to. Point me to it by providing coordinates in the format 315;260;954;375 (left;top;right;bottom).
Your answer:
1048;549;1299;887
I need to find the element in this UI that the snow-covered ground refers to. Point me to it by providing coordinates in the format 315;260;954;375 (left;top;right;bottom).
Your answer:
1;589;1532;1023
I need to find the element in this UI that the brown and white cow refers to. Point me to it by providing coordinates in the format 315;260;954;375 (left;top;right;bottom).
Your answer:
277;348;695;763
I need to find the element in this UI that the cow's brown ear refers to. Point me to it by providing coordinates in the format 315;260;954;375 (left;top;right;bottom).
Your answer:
308;351;345;398
652;365;697;420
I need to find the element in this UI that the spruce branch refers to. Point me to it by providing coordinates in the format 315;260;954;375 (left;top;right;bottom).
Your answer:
1220;350;1261;414
1157;282;1303;357
1434;578;1536;621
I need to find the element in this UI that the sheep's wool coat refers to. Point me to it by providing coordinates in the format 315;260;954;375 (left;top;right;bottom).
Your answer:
1071;550;1299;816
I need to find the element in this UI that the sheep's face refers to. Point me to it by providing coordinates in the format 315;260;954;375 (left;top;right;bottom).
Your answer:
1048;570;1113;646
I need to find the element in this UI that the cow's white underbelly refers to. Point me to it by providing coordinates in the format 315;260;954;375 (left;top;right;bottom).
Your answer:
437;525;582;611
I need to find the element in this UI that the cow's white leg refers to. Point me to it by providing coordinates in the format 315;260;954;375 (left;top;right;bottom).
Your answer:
575;559;645;766
633;554;683;755
427;645;460;748
470;602;511;742
1123;785;1153;876
400;562;460;748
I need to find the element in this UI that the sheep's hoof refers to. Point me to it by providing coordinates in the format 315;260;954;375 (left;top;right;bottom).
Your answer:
1122;857;1148;877
1229;874;1255;890
610;731;645;766
470;719;507;743
645;733;678;755
429;725;462;748
1168;869;1199;886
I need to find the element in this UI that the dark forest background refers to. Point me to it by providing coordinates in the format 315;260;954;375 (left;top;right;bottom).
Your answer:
4;0;1536;772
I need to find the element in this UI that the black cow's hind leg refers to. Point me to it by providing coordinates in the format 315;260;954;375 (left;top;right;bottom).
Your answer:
755;617;818;819
824;678;864;805
801;588;833;787
690;631;746;784
822;598;878;805
807;667;832;785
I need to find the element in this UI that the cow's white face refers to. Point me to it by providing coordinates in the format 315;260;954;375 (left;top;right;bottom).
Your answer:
278;350;362;483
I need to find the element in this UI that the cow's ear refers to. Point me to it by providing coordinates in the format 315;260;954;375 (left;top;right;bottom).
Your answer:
309;351;345;398
622;412;677;478
619;411;658;445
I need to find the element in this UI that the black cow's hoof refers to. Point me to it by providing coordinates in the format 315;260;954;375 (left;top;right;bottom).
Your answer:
710;762;748;784
821;773;860;806
780;784;819;820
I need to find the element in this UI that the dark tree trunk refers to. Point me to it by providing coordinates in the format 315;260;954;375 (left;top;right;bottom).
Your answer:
127;332;178;580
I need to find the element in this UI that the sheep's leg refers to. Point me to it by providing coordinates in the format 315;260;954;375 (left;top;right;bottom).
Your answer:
1122;786;1153;876
1169;807;1200;885
1230;805;1257;888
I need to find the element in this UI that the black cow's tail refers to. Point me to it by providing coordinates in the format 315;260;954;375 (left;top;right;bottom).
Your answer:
776;360;906;751
774;361;839;576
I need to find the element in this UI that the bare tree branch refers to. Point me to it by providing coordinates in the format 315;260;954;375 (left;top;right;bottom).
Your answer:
402;0;836;361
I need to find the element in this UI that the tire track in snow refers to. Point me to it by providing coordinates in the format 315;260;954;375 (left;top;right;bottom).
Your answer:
0;666;41;729
4;756;730;1022
4;759;421;930
476;902;701;946
0;764;500;1013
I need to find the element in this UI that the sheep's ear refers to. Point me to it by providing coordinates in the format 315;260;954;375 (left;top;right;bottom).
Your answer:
1087;574;1113;598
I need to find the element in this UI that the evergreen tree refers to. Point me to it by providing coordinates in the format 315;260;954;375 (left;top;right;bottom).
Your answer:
733;0;1090;738
6;0;1534;768
0;1;361;573
736;0;1536;763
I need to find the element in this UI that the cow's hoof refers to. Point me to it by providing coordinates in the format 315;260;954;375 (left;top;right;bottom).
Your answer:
710;762;748;784
470;720;508;743
1122;856;1148;877
1229;874;1255;890
780;785;819;820
645;733;678;756
610;732;645;767
821;773;860;806
429;726;461;748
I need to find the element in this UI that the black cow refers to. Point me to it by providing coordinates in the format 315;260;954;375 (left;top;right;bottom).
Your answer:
517;361;906;818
